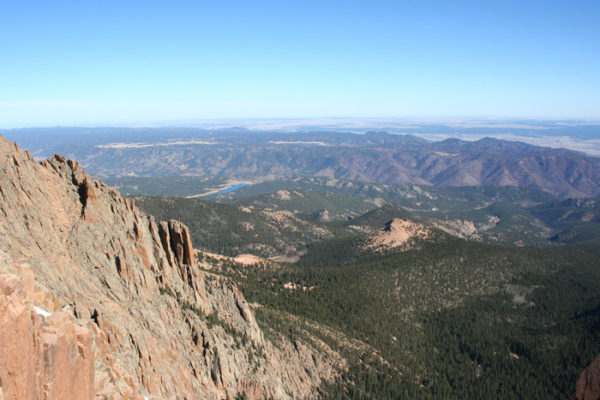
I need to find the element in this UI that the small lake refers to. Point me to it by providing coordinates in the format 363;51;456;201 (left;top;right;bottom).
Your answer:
211;182;250;195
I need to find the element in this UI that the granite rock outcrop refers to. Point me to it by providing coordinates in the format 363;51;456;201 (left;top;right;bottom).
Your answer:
572;353;600;400
0;135;339;399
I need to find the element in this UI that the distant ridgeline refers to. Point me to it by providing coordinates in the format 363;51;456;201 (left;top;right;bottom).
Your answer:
4;127;600;198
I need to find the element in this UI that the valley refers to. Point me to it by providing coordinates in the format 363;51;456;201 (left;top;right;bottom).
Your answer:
124;164;600;398
122;175;600;250
1;130;600;399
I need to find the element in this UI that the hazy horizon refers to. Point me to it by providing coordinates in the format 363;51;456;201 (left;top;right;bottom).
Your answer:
2;116;600;130
4;118;600;156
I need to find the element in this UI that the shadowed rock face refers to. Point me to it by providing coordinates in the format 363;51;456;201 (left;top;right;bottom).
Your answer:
0;135;339;400
159;220;195;268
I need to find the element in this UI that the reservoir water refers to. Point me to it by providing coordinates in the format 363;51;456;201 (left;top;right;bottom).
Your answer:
211;182;250;195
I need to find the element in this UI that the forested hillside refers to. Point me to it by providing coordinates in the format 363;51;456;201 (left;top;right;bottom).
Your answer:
215;238;600;399
134;186;600;398
133;196;335;260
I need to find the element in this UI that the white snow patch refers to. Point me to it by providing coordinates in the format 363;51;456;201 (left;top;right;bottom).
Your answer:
33;306;52;318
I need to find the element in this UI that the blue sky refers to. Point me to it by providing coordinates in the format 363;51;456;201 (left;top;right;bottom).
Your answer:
1;0;599;127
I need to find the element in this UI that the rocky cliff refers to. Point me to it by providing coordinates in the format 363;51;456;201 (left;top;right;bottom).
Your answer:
0;135;339;399
572;353;600;400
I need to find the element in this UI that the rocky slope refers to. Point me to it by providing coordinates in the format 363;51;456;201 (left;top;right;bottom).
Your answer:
0;136;339;399
572;353;600;400
365;218;430;251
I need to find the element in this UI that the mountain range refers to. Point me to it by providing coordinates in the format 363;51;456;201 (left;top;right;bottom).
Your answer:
4;128;600;198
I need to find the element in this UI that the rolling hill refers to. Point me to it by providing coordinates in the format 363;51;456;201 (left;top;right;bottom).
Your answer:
132;196;336;261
